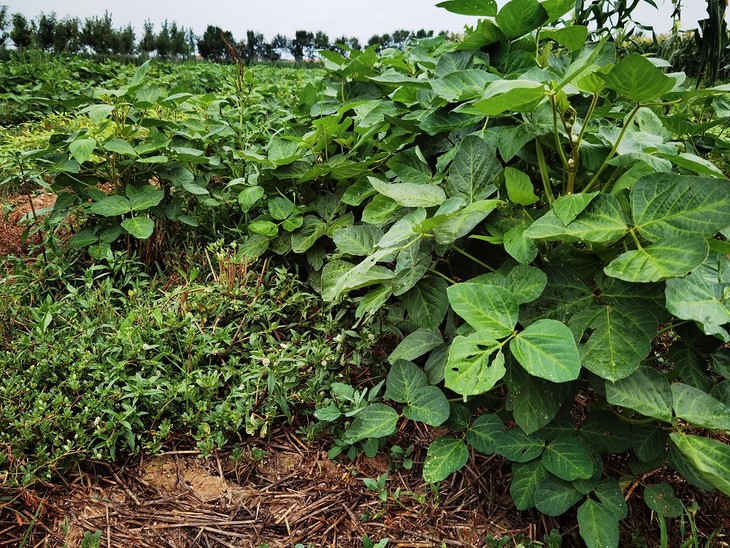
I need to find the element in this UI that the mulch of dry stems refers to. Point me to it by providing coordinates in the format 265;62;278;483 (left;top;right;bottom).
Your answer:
1;425;538;548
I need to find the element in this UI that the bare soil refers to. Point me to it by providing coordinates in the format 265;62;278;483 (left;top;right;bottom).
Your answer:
0;193;57;257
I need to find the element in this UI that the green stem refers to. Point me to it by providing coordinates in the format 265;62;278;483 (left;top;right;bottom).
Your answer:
451;245;496;273
567;93;599;194
535;140;555;206
550;94;570;171
428;269;455;285
584;102;641;193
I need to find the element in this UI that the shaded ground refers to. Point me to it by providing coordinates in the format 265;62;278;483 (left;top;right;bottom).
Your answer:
1;426;528;547
0;193;56;257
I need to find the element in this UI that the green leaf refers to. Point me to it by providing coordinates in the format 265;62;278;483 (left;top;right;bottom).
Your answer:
343;403;399;444
447;283;519;339
598;53;675;102
605;366;673;422
644;483;683;518
524;194;629;244
403;277;450;330
671;383;730;431
103;138;138;157
577;499;619;548
237;186;265;213
552;192;599;226
495;428;545;462
430;70;498;102
384;360;428;403
510;461;550;510
505;167;539;206
670;434;730;495
127;185;164;212
594;479;628;520
604;237;709;283
89;195;131;217
69;138;96;164
496;0;549;40
268;137;301;166
445;135;501;203
436;0;497;16
572;305;658;382
503;223;539;265
665;254;730;332
512;374;567;434
248;220;279;238
445;335;506;396
368;177;446;208
404;386;450;426
428;200;501;244
121;216;154;239
388;328;443;365
333;225;382;256
542;436;594;481
510;319;581;383
542;26;588;52
423;437;469;483
470;80;546;116
291;216;328;253
534;476;583;516
505;264;547;304
466;414;505;454
267;196;297;220
632;174;730;242
580;411;633;453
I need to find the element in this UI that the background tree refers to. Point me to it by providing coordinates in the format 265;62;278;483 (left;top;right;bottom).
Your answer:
138;19;155;56
81;12;114;54
240;30;265;64
155;20;171;58
10;13;33;50
116;23;135;55
197;25;233;61
313;31;329;57
52;16;80;53
271;33;289;59
36;12;56;51
0;5;7;47
169;22;190;58
290;30;313;61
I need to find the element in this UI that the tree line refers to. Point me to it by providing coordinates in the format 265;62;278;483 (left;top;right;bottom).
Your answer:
0;6;440;61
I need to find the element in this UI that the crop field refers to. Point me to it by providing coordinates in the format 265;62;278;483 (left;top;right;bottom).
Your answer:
1;0;730;546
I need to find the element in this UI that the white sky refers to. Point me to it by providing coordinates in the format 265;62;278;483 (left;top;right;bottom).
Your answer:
2;0;719;42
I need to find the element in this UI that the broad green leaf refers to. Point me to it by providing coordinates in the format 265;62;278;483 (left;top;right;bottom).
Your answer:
580;411;633;454
712;348;730;380
512;374;567;434
447;283;519;338
69;138;96;164
503;223;538;265
466;414;505;454
470;80;546;116
604;237;709;283
496;0;549;40
436;0;497;15
180;178;209;196
130;60;150;85
430;70;498;102
540;0;575;22
103;138;138;157
83;103;115;124
541;25;588;52
671;383;730;431
238;235;269;259
552;192;598;226
667;444;716;492
524;194;629;243
444;403;472;432
665;254;730;332
368;176;446;208
423;437;469;483
388;328;444;364
505;167;539;206
387;148;433;184
445;335;506;396
534;476;583;516
670;433;730;495
291;216;328;253
248;220;278;238
605;366;673;422
572;306;658;381
403;277;450;330
404;386;450;426
599;53;675;102
121;216;154;239
644;483;683;518
594;479;628;520
268;137;301;166
495;428;545;462
127;185;164;212
333;225;383;256
510;461;550;510
343;403;399;444
356;285;393;320
542;436;594;481
510;319;581;383
631;174;730;242
446;135;501;203
428;200;501;244
89;195;131;217
237;186;265;213
578;499;619;548
377;209;425;249
505;264;548;304
268;196;297;220
633;424;667;462
670;343;713;391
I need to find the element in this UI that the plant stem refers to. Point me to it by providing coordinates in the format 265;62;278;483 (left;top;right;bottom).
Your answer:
451;245;496;273
550;94;570;172
584;102;641;192
567;92;599;194
535;140;555;206
428;269;455;284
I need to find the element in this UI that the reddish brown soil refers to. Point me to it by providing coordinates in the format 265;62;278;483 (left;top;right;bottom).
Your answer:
0;193;57;256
